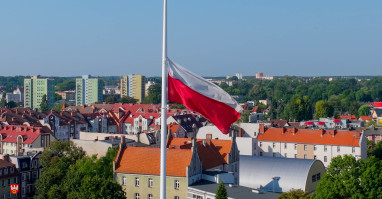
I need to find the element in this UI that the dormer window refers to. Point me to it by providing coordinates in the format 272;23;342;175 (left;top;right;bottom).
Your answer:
10;167;14;174
4;168;8;175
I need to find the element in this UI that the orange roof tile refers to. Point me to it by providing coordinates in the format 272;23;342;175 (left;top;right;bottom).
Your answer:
167;138;232;169
340;115;357;120
115;147;192;177
257;128;361;147
359;116;372;121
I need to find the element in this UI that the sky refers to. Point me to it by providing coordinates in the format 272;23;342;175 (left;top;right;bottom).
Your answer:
1;1;381;77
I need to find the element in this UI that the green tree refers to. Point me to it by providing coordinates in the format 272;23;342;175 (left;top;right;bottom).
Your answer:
314;100;333;119
239;110;250;123
118;96;138;104
6;101;17;108
371;141;382;160
367;140;376;157
51;102;67;112
216;181;228;199
358;104;370;117
0;93;6;108
105;95;117;104
283;95;312;121
40;94;49;112
142;84;161;104
278;189;310;199
55;79;76;91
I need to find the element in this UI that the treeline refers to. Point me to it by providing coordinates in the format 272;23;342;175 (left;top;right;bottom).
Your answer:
221;76;382;121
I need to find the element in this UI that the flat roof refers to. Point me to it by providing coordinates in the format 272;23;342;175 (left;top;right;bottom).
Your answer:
189;180;280;199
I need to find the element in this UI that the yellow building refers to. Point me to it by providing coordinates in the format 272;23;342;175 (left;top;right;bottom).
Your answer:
120;75;146;103
113;137;202;199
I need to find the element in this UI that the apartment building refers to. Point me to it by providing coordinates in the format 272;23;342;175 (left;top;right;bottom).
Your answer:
256;127;367;167
75;75;104;106
24;75;54;110
120;75;146;103
114;137;202;199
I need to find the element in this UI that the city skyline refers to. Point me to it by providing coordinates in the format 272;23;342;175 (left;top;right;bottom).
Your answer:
1;1;381;77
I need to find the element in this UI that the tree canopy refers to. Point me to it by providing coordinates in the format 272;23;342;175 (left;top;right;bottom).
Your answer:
36;141;124;199
278;189;310;199
215;181;228;199
142;84;161;104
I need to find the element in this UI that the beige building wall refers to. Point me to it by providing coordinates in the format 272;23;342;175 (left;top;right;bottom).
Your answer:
115;173;187;199
297;144;314;159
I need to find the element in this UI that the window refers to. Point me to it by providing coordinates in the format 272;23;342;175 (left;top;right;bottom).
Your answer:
174;180;179;190
312;174;317;182
14;177;17;183
304;145;307;151
0;169;2;176
352;147;355;153
4;168;7;175
284;153;287;158
259;142;262;147
304;154;307;159
314;145;317;151
135;177;139;187
273;153;276;157
273;142;276;148
148;194;153;199
174;196;180;199
22;162;28;169
324;156;327;162
8;179;10;185
317;173;321;181
294;144;297;150
260;152;263;156
10;167;14;174
135;193;140;199
284;143;287;149
337;146;340;152
314;155;317;160
294;154;297;158
1;180;4;187
22;173;26;181
148;178;153;187
122;177;126;185
324;145;327;152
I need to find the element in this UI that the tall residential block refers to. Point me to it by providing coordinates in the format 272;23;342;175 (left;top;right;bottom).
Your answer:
120;75;128;98
76;75;104;106
120;75;146;103
24;75;55;109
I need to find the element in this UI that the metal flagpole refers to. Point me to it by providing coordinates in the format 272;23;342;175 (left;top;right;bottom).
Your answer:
160;0;168;198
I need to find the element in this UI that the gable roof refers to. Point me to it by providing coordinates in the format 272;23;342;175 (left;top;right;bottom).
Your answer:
359;116;372;121
114;147;192;177
340;115;357;121
0;125;50;144
167;138;232;169
257;127;361;147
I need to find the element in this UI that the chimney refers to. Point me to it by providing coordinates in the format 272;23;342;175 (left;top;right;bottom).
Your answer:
238;128;243;137
120;135;126;149
292;128;296;135
259;124;265;134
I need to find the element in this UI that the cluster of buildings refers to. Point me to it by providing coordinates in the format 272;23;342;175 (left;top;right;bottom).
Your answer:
18;74;152;110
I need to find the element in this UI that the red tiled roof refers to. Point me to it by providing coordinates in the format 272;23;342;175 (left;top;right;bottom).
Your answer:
359;116;372;121
167;138;232;169
304;121;314;125
317;122;325;126
372;102;382;108
333;119;341;123
257;128;361;147
0;160;15;168
115;147;192;177
0;125;48;144
340;115;357;120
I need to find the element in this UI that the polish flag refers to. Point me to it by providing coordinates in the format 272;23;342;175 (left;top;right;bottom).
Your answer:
167;59;243;134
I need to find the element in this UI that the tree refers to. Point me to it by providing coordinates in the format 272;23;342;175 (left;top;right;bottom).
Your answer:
6;101;17;108
55;79;76;91
0;93;6;108
51;102;67;112
371;141;382;160
313;155;382;199
278;189;310;199
238;110;250;123
40;94;49;112
105;96;117;104
118;96;138;104
358;104;370;117
314;100;333;119
142;84;161;104
215;181;228;199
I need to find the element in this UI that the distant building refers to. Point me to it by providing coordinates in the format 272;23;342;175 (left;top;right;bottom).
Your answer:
6;88;23;104
24;75;55;109
235;73;243;80
75;75;104;106
120;75;146;103
55;91;75;105
255;72;274;80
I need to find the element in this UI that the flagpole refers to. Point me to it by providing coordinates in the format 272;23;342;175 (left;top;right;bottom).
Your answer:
160;0;168;198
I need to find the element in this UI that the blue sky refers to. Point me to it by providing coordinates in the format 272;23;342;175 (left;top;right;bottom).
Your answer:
1;1;381;77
